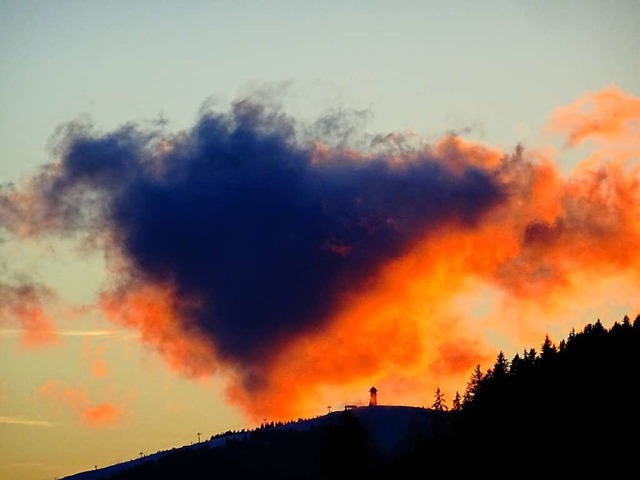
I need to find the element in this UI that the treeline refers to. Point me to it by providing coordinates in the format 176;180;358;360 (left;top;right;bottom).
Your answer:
208;415;323;442
383;314;640;476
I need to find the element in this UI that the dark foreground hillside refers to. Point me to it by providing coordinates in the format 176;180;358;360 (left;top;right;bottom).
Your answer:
64;405;443;480
65;314;640;479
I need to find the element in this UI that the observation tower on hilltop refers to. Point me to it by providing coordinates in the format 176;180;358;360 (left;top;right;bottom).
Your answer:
369;386;378;406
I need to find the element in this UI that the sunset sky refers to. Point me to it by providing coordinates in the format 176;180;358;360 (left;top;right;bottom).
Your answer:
1;1;639;479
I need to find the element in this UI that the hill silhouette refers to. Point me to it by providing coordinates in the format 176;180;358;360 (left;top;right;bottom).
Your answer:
63;313;640;479
64;405;444;480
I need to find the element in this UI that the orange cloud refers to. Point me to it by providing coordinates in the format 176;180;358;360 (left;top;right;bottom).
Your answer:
0;283;60;348
37;380;126;428
81;340;110;378
548;84;640;148
11;85;640;426
432;134;504;170
91;358;109;378
98;282;222;379
82;403;121;427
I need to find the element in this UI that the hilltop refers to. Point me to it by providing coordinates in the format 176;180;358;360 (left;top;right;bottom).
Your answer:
63;404;445;480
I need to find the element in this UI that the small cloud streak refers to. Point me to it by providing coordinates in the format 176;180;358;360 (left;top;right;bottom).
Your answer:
0;329;117;337
0;415;54;428
60;330;117;337
3;85;639;422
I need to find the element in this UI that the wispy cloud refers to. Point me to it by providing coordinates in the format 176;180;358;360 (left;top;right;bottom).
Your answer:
0;329;124;338
0;282;59;348
0;415;53;427
60;330;118;337
37;380;127;428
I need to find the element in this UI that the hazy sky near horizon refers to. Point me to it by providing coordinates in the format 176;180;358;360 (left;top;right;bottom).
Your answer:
1;2;639;479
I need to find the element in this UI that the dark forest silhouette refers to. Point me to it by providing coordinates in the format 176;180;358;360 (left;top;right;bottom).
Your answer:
384;313;640;477
78;313;640;479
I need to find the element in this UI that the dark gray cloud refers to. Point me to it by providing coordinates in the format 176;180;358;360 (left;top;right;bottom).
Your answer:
0;98;504;365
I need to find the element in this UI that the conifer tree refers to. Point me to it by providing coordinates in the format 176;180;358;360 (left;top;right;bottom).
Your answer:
463;364;484;406
452;391;462;411
541;334;557;358
491;351;509;379
432;387;448;411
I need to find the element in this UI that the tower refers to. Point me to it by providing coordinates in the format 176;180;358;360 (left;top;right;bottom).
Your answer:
369;386;378;406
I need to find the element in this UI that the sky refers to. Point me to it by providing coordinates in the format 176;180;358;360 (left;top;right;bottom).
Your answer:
0;1;639;479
